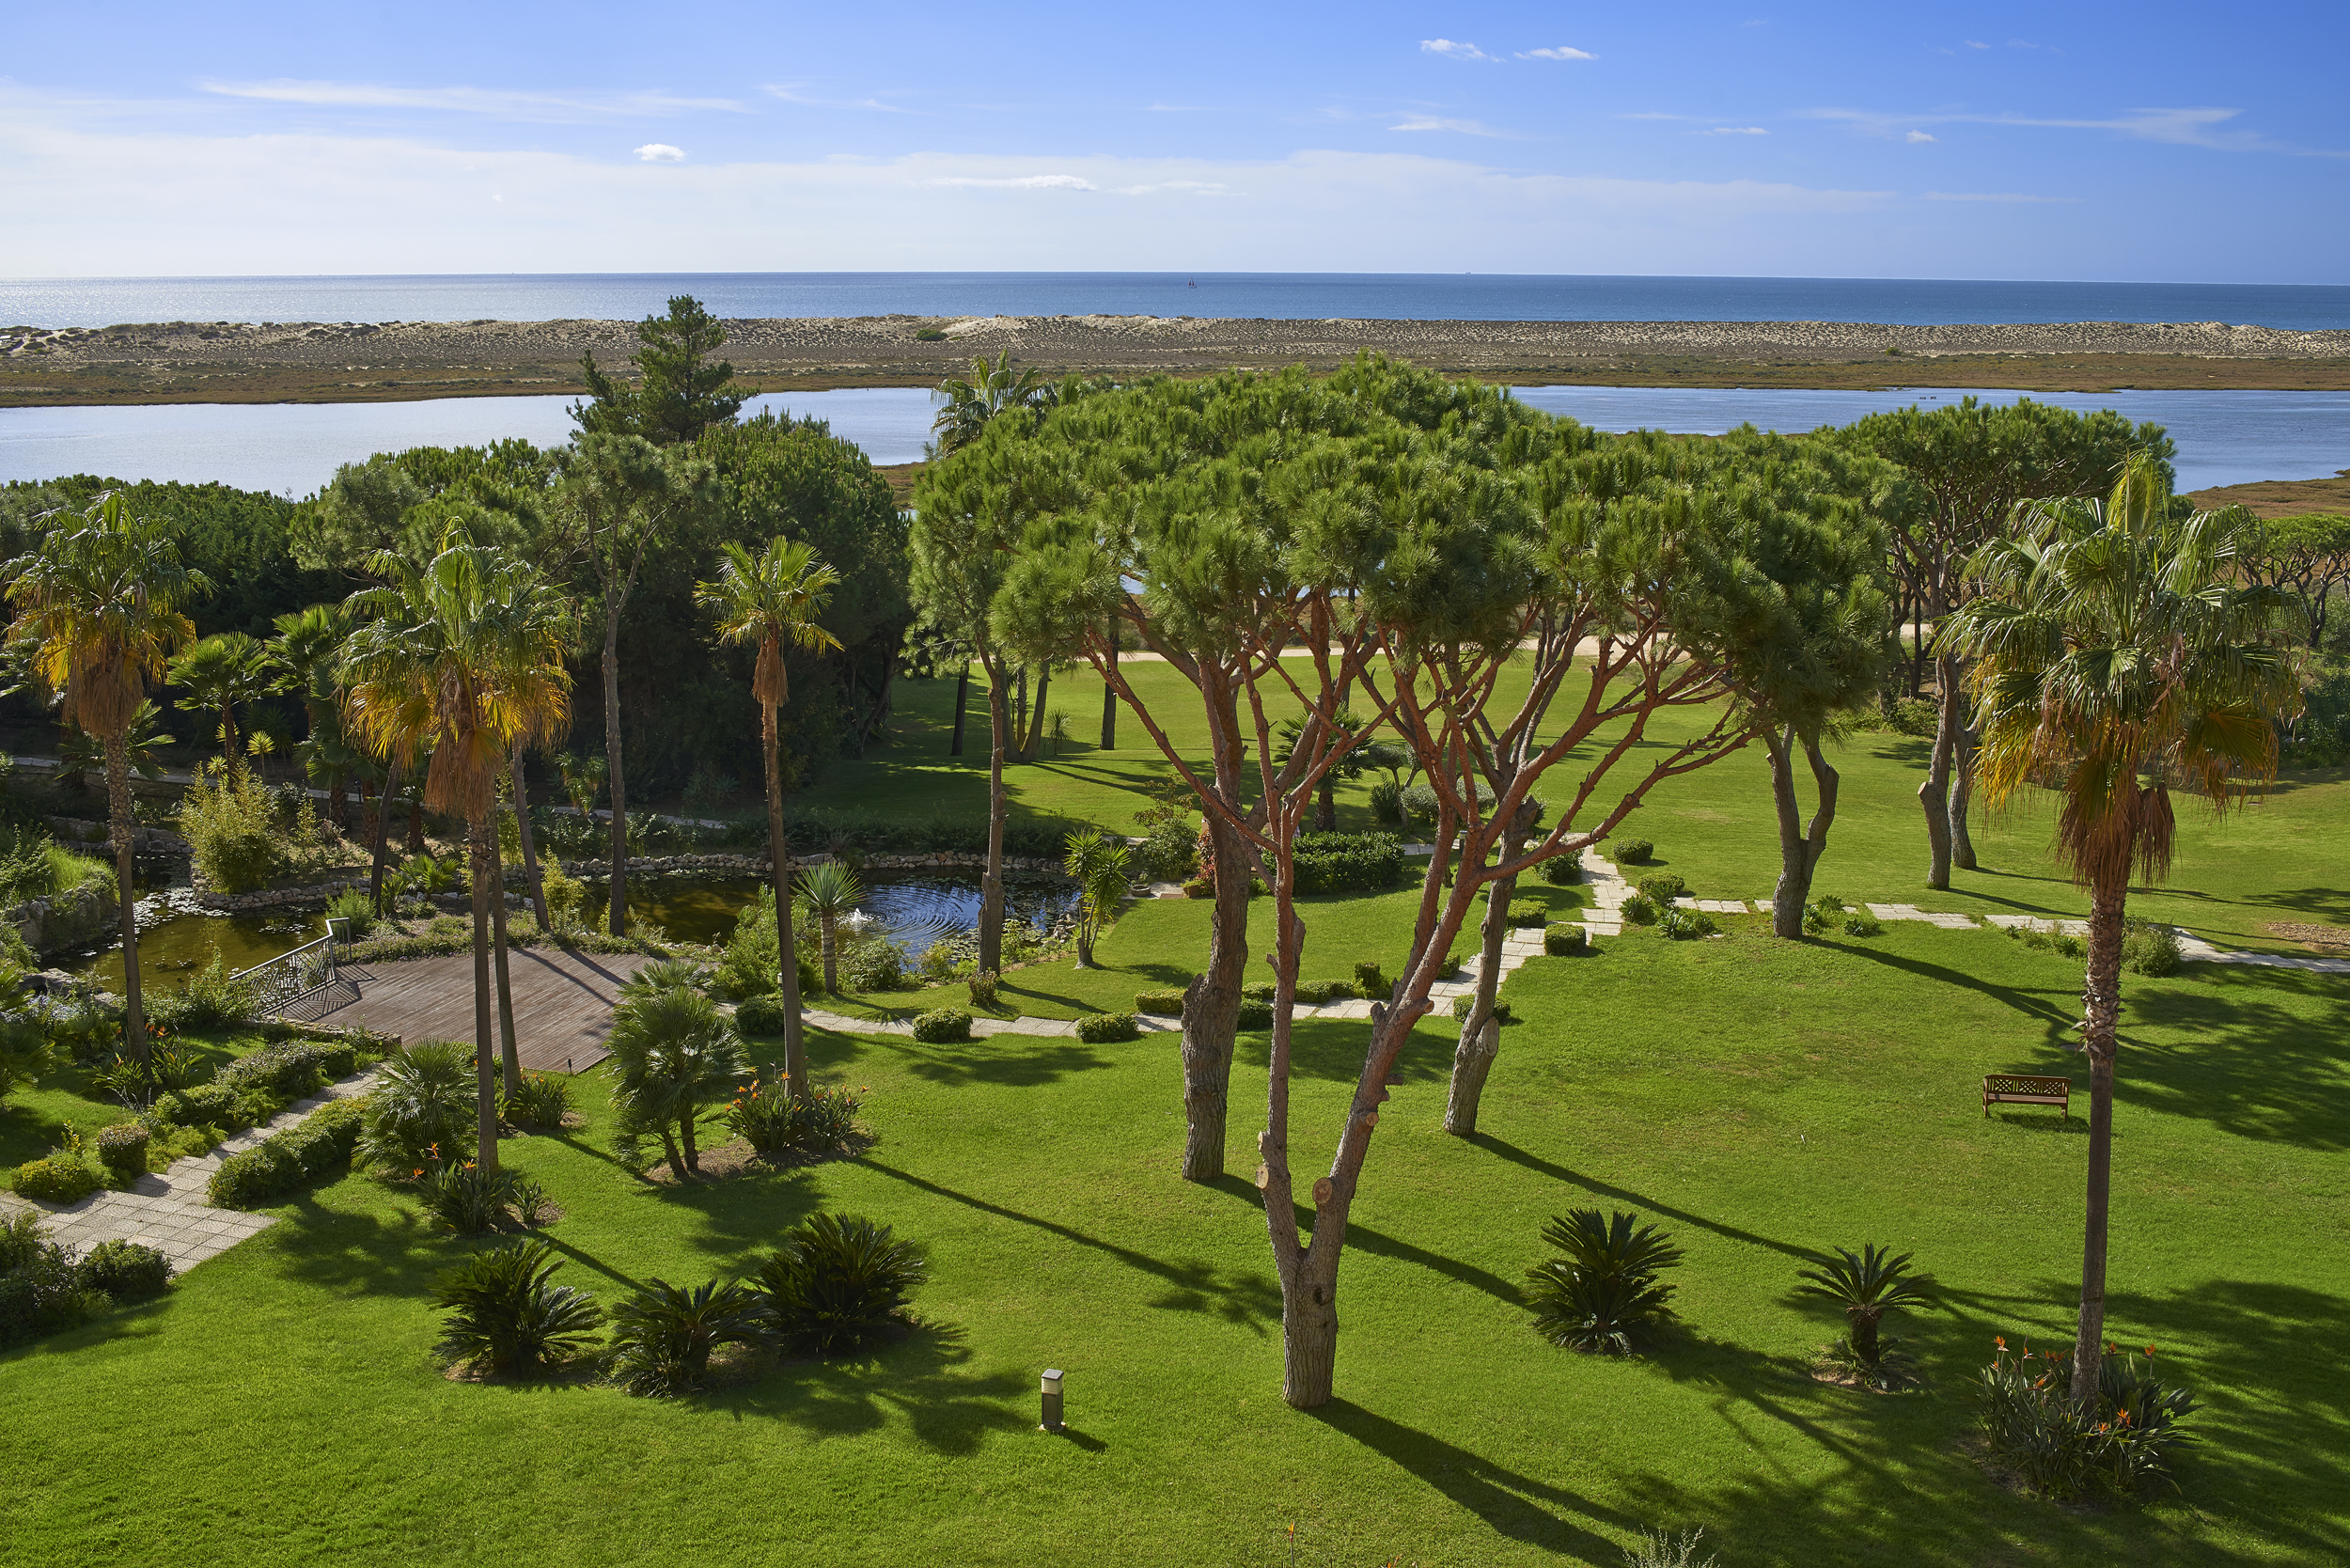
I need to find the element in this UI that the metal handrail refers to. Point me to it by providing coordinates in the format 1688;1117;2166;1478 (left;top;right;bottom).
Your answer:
230;917;352;1018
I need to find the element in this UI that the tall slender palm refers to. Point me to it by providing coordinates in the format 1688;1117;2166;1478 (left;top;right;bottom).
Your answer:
695;537;840;1098
1939;454;2299;1407
267;604;355;826
4;492;206;1069
340;544;572;1170
795;859;863;996
930;353;1052;455
167;631;271;765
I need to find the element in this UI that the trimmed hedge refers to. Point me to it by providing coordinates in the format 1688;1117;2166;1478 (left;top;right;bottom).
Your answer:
149;1082;250;1134
1449;996;1515;1024
97;1123;150;1176
912;1008;973;1044
1353;961;1387;996
12;1155;102;1205
207;1097;366;1210
1611;838;1654;865
1293;979;1358;1005
735;994;791;1034
1135;989;1186;1017
1544;924;1590;956
1236;998;1273;1030
216;1039;357;1100
1242;981;1277;1003
1292;832;1404;896
1505;898;1548;929
80;1239;172;1301
1636;872;1688;904
1541;855;1584;886
1076;1011;1141;1043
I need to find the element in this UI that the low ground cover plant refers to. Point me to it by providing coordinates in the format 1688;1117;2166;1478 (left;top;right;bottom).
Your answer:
1655;908;1717;941
431;1239;603;1376
756;1212;927;1356
1610;838;1655;865
1528;1210;1684;1356
1636;872;1687;904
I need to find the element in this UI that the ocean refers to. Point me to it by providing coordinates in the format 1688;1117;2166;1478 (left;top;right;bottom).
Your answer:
7;273;2350;331
3;385;2339;499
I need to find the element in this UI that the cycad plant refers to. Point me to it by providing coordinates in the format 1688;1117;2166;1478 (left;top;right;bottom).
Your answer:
755;1213;927;1356
1061;828;1132;968
1939;453;2300;1404
796;859;865;996
606;1277;772;1396
430;1239;603;1375
355;1040;477;1173
1797;1243;1938;1385
1527;1209;1684;1356
604;974;748;1180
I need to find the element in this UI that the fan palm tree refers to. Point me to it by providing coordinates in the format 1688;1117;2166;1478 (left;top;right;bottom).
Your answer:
4;492;207;1068
267;604;355;826
340;544;572;1171
930;352;1052;455
1938;452;2299;1407
167;630;271;765
58;701;175;793
603;975;748;1181
695;536;841;1099
1061;828;1132;968
795;859;864;996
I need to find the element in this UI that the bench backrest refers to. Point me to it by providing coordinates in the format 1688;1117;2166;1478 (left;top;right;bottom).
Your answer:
1983;1074;2070;1096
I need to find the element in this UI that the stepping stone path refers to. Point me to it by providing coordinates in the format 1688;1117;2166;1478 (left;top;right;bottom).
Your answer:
0;1066;384;1275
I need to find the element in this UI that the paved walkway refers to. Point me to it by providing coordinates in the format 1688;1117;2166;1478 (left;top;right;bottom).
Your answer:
0;1065;383;1276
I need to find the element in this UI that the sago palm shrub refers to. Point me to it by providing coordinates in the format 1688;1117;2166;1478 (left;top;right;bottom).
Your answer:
755;1213;927;1356
1527;1209;1684;1356
606;1278;771;1396
1797;1242;1938;1388
430;1239;603;1375
604;972;747;1180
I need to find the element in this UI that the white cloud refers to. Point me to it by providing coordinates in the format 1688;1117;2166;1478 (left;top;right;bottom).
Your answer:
1517;46;1595;61
200;79;743;121
1924;191;2079;203
1905;130;1936;143
1391;114;1514;137
1704;126;1768;136
1419;39;1496;62
1965;39;1990;49
1801;103;2345;157
634;143;685;163
932;173;1096;190
760;83;909;113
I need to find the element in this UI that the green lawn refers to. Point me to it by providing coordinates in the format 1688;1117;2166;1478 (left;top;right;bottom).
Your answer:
6;666;2347;1566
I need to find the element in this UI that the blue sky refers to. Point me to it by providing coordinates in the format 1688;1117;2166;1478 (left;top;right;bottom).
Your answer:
3;1;2343;279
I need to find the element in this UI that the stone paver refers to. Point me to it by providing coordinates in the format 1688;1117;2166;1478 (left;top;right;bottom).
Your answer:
1866;902;1982;931
0;1064;382;1275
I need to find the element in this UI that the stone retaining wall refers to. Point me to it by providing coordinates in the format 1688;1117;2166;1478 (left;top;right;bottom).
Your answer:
8;882;118;958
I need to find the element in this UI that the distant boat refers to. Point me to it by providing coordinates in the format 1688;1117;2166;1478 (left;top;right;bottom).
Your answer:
1188;278;1197;288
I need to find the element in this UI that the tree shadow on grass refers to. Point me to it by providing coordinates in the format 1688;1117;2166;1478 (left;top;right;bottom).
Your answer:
2254;885;2350;924
862;1035;1117;1089
728;1323;1032;1455
637;1163;826;1265
1470;1137;1816;1262
1825;940;2081;1047
2116;965;2350;1151
864;1160;1281;1332
1203;1174;1526;1309
1233;1015;1452;1086
1307;1398;1635;1558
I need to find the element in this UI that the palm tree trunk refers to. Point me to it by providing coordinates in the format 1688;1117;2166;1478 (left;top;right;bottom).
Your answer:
486;817;521;1099
820;915;838;996
466;814;499;1180
979;662;1009;974
406;782;426;854
1100;626;1118;749
948;662;970;758
510;737;549;932
603;616;630;938
680;1096;700;1172
102;731;148;1072
1950;723;1979;871
2071;873;2128;1406
368;762;399;914
657;1126;687;1183
762;697;807;1100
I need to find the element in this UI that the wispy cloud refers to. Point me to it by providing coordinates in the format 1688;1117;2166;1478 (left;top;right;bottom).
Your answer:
1419;39;1496;62
1620;112;1688;121
200;79;744;121
760;83;909;113
1924;191;2078;203
1704;126;1767;136
1391;114;1514;137
634;143;684;163
1516;46;1595;61
932;173;1096;190
1802;104;2347;157
1905;130;1935;144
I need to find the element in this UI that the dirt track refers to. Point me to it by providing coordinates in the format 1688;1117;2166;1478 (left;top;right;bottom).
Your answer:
7;314;2350;407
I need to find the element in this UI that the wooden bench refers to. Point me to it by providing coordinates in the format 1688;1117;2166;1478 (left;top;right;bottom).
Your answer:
1983;1074;2071;1119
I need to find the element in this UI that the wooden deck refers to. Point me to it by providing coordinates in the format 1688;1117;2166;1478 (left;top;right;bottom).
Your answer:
302;948;654;1074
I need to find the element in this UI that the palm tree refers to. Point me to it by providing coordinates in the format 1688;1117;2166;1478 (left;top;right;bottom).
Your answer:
268;604;355;827
604;970;748;1180
58;701;175;795
930;352;1051;455
795;859;864;996
1938;453;2299;1407
1061;828;1132;968
695;537;841;1099
340;544;572;1171
4;492;206;1068
167;631;271;764
1796;1243;1937;1373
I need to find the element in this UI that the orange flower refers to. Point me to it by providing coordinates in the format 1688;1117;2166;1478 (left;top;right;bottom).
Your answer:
1994;1335;2006;1349
2144;1344;2156;1358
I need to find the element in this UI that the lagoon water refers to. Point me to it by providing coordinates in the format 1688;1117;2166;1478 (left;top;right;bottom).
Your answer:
2;384;2341;497
9;273;2350;330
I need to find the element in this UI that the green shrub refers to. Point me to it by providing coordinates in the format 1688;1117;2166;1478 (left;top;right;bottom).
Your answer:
324;887;376;939
840;939;908;992
1293;979;1358;1005
965;970;998;1007
1292;831;1403;896
356;1041;474;1173
95;1122;149;1176
79;1239;172;1302
725;1078;862;1159
1656;908;1717;941
1541;854;1584;886
1353;960;1387;996
2122;917;2182;977
1398;782;1439;830
1134;819;1198;882
1181;876;1212;899
1134;988;1185;1017
1620;894;1659;926
1504;897;1548;929
1636;872;1687;903
149;952;258;1032
42;997;121;1068
1802;894;1848;933
431;1239;603;1375
2052;931;2086;959
179;761;288;894
733;994;791;1035
0;1215;103;1345
12;1152;102;1204
217;1038;352;1099
422;1160;523;1234
915;326;948;341
1841;909;1883;937
150;1081;244;1135
1076;1011;1140;1043
1979;1341;2197;1500
912;1008;972;1044
1449;996;1514;1024
1611;838;1654;865
1368;779;1402;824
208;1096;365;1209
1544;924;1589;956
1527;1209;1683;1356
1236;997;1273;1030
608;1277;772;1397
1887;697;1938;737
502;1072;572;1129
756;1213;926;1357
